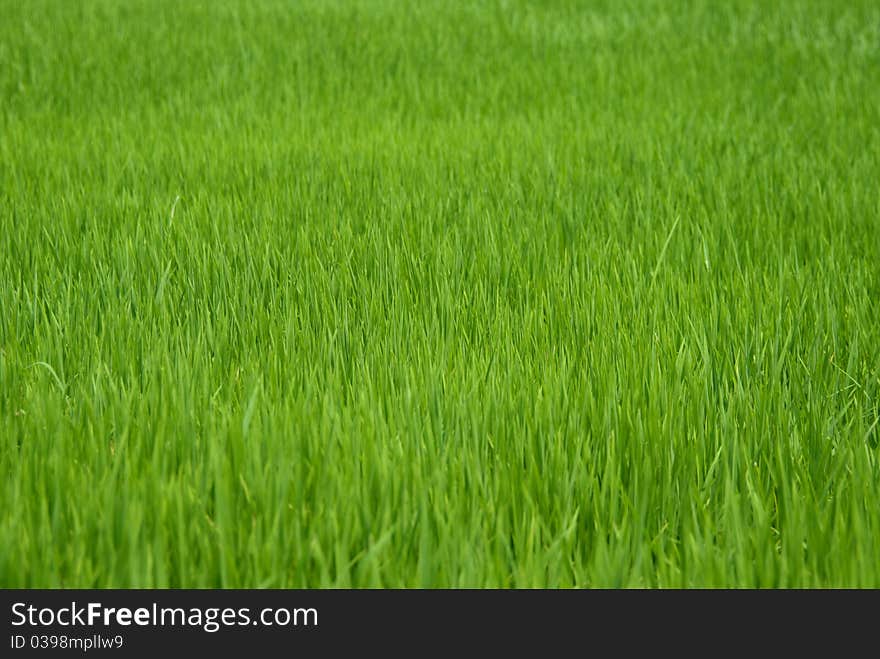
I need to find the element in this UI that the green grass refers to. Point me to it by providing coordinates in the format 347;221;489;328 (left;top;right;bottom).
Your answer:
1;0;879;588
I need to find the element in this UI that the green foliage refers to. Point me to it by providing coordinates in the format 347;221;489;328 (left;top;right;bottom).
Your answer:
1;0;879;587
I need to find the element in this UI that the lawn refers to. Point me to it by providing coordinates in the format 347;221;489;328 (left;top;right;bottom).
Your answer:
1;0;878;587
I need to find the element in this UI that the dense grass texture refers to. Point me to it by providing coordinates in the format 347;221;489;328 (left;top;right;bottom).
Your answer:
1;0;879;587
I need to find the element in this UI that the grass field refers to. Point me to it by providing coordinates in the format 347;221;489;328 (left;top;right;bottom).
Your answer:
1;0;879;588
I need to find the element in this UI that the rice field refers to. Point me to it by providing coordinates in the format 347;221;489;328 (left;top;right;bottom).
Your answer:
1;0;879;587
